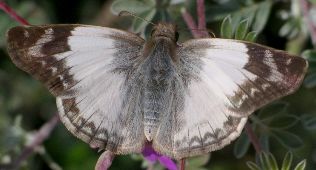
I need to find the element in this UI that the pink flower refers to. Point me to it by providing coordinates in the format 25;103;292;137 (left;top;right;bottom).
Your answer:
142;144;178;170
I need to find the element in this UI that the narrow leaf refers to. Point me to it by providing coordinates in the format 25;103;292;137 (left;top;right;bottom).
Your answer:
235;19;249;40
187;154;210;169
260;152;270;170
234;132;250;158
258;102;288;120
269;115;299;129
245;31;257;42
279;21;295;37
247;161;261;170
301;114;316;130
266;152;279;170
304;73;316;88
259;134;270;151
293;160;306;170
281;152;293;170
220;15;233;38
271;130;303;149
253;1;272;32
302;50;316;62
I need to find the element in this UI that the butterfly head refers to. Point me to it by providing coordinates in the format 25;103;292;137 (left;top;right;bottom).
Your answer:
151;22;179;42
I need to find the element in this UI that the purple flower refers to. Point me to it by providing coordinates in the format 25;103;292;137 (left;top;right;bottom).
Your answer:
142;144;178;170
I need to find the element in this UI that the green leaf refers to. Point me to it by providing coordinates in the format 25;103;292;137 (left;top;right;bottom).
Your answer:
279;20;296;38
234;131;250;158
245;31;258;42
221;15;233;38
111;0;155;15
187;154;210;170
303;73;316;88
271;130;303;149
266;152;279;170
235;19;250;40
132;9;156;33
281;152;293;170
259;152;270;170
269;115;299;129
302;50;316;62
253;1;272;33
205;1;241;22
293;160;306;170
309;0;316;4
258;102;288;121
301;114;316;130
259;152;279;170
247;161;261;170
259;134;270;151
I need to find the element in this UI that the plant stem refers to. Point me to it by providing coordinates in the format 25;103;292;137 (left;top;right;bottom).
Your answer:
300;0;316;47
181;8;200;38
95;151;115;170
11;114;59;170
0;1;29;25
245;122;262;154
197;0;205;30
180;158;186;170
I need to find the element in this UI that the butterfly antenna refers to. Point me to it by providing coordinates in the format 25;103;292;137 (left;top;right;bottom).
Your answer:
179;28;216;38
118;11;156;26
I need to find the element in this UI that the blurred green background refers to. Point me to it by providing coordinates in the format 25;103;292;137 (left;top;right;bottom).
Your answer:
1;0;316;169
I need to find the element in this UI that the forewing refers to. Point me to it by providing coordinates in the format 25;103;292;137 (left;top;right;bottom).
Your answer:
7;25;146;153
153;38;307;159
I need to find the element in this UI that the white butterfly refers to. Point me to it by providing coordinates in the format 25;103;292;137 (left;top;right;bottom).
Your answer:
6;22;307;159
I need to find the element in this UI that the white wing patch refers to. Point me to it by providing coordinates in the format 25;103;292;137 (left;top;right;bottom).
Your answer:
6;25;146;154
153;38;307;159
55;26;146;153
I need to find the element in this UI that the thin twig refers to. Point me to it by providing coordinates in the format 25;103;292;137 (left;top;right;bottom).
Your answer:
197;0;205;30
10;114;59;170
0;1;29;25
181;8;200;38
300;0;316;47
180;158;186;170
95;151;115;170
245;122;262;154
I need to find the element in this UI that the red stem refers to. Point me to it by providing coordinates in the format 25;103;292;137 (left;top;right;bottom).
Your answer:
300;0;316;47
0;1;29;25
11;115;59;170
245;122;262;154
95;151;115;170
197;0;206;30
180;158;186;170
181;8;200;38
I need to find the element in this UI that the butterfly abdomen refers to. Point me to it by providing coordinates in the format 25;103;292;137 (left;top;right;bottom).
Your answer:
142;40;176;141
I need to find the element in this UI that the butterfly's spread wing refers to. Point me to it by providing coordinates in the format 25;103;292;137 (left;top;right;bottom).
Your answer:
153;38;307;159
7;25;146;153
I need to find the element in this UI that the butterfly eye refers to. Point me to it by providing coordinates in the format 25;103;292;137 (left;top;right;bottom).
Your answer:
175;31;179;41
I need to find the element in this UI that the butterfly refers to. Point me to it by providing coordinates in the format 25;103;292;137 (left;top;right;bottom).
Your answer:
6;22;307;159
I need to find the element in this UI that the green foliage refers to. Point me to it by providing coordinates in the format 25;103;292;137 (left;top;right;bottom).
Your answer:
220;15;257;41
234;102;303;158
278;0;303;39
1;0;316;169
247;152;306;170
111;0;156;33
186;154;210;170
303;50;316;88
206;0;272;33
